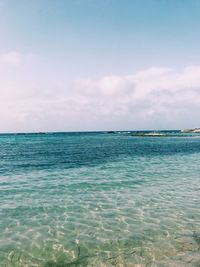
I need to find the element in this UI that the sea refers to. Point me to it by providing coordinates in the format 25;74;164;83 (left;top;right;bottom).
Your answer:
0;131;200;267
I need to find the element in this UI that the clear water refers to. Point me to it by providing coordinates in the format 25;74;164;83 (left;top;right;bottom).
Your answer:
0;132;200;267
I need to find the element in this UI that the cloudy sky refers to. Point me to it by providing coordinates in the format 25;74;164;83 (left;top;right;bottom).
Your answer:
1;0;200;132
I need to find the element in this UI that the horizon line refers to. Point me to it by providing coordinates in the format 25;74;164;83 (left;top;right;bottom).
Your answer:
0;129;183;135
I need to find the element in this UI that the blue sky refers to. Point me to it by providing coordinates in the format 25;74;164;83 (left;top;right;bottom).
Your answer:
0;0;200;132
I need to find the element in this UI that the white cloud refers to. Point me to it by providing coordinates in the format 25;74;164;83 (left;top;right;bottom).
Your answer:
73;66;200;130
0;51;37;69
0;54;200;132
76;75;135;98
0;51;21;66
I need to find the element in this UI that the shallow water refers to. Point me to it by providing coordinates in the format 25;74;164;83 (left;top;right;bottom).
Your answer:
0;132;200;266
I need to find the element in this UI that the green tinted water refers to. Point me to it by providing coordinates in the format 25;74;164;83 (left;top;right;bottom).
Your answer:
0;132;200;266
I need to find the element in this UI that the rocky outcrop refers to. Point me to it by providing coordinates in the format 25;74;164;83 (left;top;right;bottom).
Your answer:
181;128;200;133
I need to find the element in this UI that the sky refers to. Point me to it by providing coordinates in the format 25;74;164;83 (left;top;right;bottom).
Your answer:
1;0;200;132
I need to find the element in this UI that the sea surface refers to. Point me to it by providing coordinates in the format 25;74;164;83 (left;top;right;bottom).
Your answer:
0;131;200;267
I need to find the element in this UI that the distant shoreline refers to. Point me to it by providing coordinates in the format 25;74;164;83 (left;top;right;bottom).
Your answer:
0;128;200;136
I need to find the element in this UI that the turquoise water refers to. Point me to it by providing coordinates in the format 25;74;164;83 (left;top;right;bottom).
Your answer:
0;132;200;266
